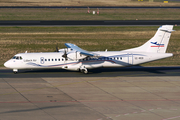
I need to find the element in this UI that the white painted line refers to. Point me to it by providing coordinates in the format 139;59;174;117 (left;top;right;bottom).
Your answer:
162;116;180;120
133;112;138;114
97;118;102;120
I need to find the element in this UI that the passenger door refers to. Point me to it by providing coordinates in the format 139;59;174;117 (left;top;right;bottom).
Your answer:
128;53;133;65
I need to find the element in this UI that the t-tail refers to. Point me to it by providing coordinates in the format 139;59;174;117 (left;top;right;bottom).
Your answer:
125;25;174;53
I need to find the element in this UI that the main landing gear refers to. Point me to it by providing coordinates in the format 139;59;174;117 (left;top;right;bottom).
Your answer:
13;69;18;74
80;67;88;74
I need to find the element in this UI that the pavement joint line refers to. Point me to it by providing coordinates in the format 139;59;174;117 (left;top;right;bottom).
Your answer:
107;117;111;119
123;79;173;119
87;77;166;119
162;116;180;120
170;109;178;110
133;112;138;114
97;118;102;120
110;107;180;119
0;77;109;96
69;78;114;120
44;77;112;120
154;77;180;105
1;99;180;103
2;78;58;120
1;76;180;119
124;113;129;115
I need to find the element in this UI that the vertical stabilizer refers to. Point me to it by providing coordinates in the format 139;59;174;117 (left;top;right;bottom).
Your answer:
126;25;174;53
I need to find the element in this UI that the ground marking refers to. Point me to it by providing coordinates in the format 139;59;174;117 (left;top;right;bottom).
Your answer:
162;116;180;120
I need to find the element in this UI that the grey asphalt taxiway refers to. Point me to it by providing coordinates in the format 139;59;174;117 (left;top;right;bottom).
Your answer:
1;66;180;120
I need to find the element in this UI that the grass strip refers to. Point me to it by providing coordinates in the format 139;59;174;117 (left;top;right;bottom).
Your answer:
0;8;180;20
1;0;180;6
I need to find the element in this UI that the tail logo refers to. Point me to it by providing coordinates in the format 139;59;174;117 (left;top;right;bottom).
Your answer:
151;42;164;47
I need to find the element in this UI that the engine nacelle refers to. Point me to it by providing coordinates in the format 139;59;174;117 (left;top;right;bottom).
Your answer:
58;48;72;52
67;52;86;60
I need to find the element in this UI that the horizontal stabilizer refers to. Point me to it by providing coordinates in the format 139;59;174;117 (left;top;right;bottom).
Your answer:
159;26;175;33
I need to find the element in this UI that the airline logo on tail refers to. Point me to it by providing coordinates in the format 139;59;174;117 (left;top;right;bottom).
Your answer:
151;42;164;47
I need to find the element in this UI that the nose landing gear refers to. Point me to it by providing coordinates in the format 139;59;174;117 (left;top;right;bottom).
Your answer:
13;69;18;74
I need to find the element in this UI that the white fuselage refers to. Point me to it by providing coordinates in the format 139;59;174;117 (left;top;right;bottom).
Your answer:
4;51;173;71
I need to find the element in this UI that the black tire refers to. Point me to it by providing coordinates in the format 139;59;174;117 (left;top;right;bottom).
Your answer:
13;72;17;74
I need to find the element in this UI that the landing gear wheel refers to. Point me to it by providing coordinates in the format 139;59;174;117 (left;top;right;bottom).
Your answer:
80;69;88;74
13;69;18;74
83;69;88;74
80;66;88;74
13;72;17;74
81;69;88;74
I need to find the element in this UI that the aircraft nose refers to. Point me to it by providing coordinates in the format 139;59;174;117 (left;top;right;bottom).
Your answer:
4;61;10;68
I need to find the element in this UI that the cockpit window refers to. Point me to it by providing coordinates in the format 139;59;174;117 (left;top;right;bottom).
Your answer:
12;56;16;59
12;56;23;60
16;56;19;60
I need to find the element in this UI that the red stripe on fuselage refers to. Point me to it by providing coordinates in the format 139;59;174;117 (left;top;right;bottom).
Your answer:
151;45;164;47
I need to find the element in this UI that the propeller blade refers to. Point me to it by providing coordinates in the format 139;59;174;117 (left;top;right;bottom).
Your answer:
54;44;59;52
62;49;68;60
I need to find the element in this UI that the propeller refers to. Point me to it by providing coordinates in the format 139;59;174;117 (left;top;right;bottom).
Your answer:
54;44;59;52
62;49;68;60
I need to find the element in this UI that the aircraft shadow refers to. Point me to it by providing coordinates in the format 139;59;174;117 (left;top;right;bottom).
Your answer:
22;66;180;75
1;66;180;77
89;66;179;74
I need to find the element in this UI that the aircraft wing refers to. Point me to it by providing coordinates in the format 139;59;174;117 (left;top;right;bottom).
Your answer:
65;43;99;57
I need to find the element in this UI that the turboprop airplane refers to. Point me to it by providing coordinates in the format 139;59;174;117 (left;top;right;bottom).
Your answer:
4;25;174;74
